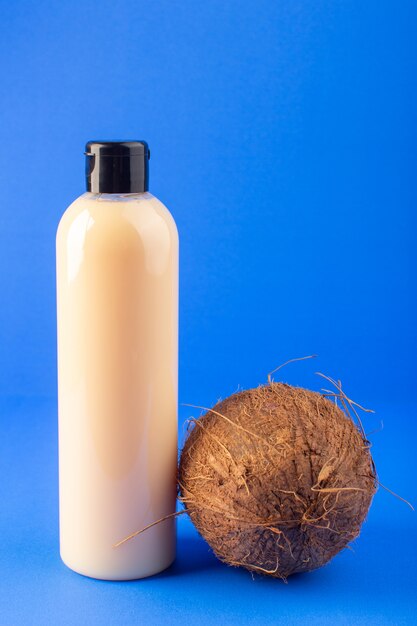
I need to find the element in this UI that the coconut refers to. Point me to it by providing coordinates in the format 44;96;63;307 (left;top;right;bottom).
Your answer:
179;382;377;579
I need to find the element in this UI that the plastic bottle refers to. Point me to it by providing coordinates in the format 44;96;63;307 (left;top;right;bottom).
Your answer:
56;141;178;580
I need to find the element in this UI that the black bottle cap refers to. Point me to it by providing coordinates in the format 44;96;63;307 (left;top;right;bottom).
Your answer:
85;141;150;193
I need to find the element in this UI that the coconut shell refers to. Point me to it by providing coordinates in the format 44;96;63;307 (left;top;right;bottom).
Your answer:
179;383;376;579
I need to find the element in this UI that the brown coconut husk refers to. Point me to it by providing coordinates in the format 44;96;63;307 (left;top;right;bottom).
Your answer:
178;381;377;580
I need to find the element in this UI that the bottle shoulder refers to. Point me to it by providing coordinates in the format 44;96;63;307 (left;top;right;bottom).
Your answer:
57;192;178;248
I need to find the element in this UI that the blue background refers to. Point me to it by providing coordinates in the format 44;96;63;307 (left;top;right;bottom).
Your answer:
1;1;416;624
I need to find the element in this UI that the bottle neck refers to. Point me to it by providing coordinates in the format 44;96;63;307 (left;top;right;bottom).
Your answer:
84;191;152;203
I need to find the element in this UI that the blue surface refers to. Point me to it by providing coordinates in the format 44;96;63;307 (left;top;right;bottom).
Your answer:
1;1;416;624
1;398;416;625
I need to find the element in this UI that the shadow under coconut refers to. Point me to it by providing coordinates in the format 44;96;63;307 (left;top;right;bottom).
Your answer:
159;533;335;585
144;534;221;580
171;535;221;576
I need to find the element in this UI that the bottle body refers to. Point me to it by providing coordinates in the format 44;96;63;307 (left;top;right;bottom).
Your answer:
56;191;178;580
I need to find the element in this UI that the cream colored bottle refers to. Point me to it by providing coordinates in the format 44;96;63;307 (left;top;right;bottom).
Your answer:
56;141;178;580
